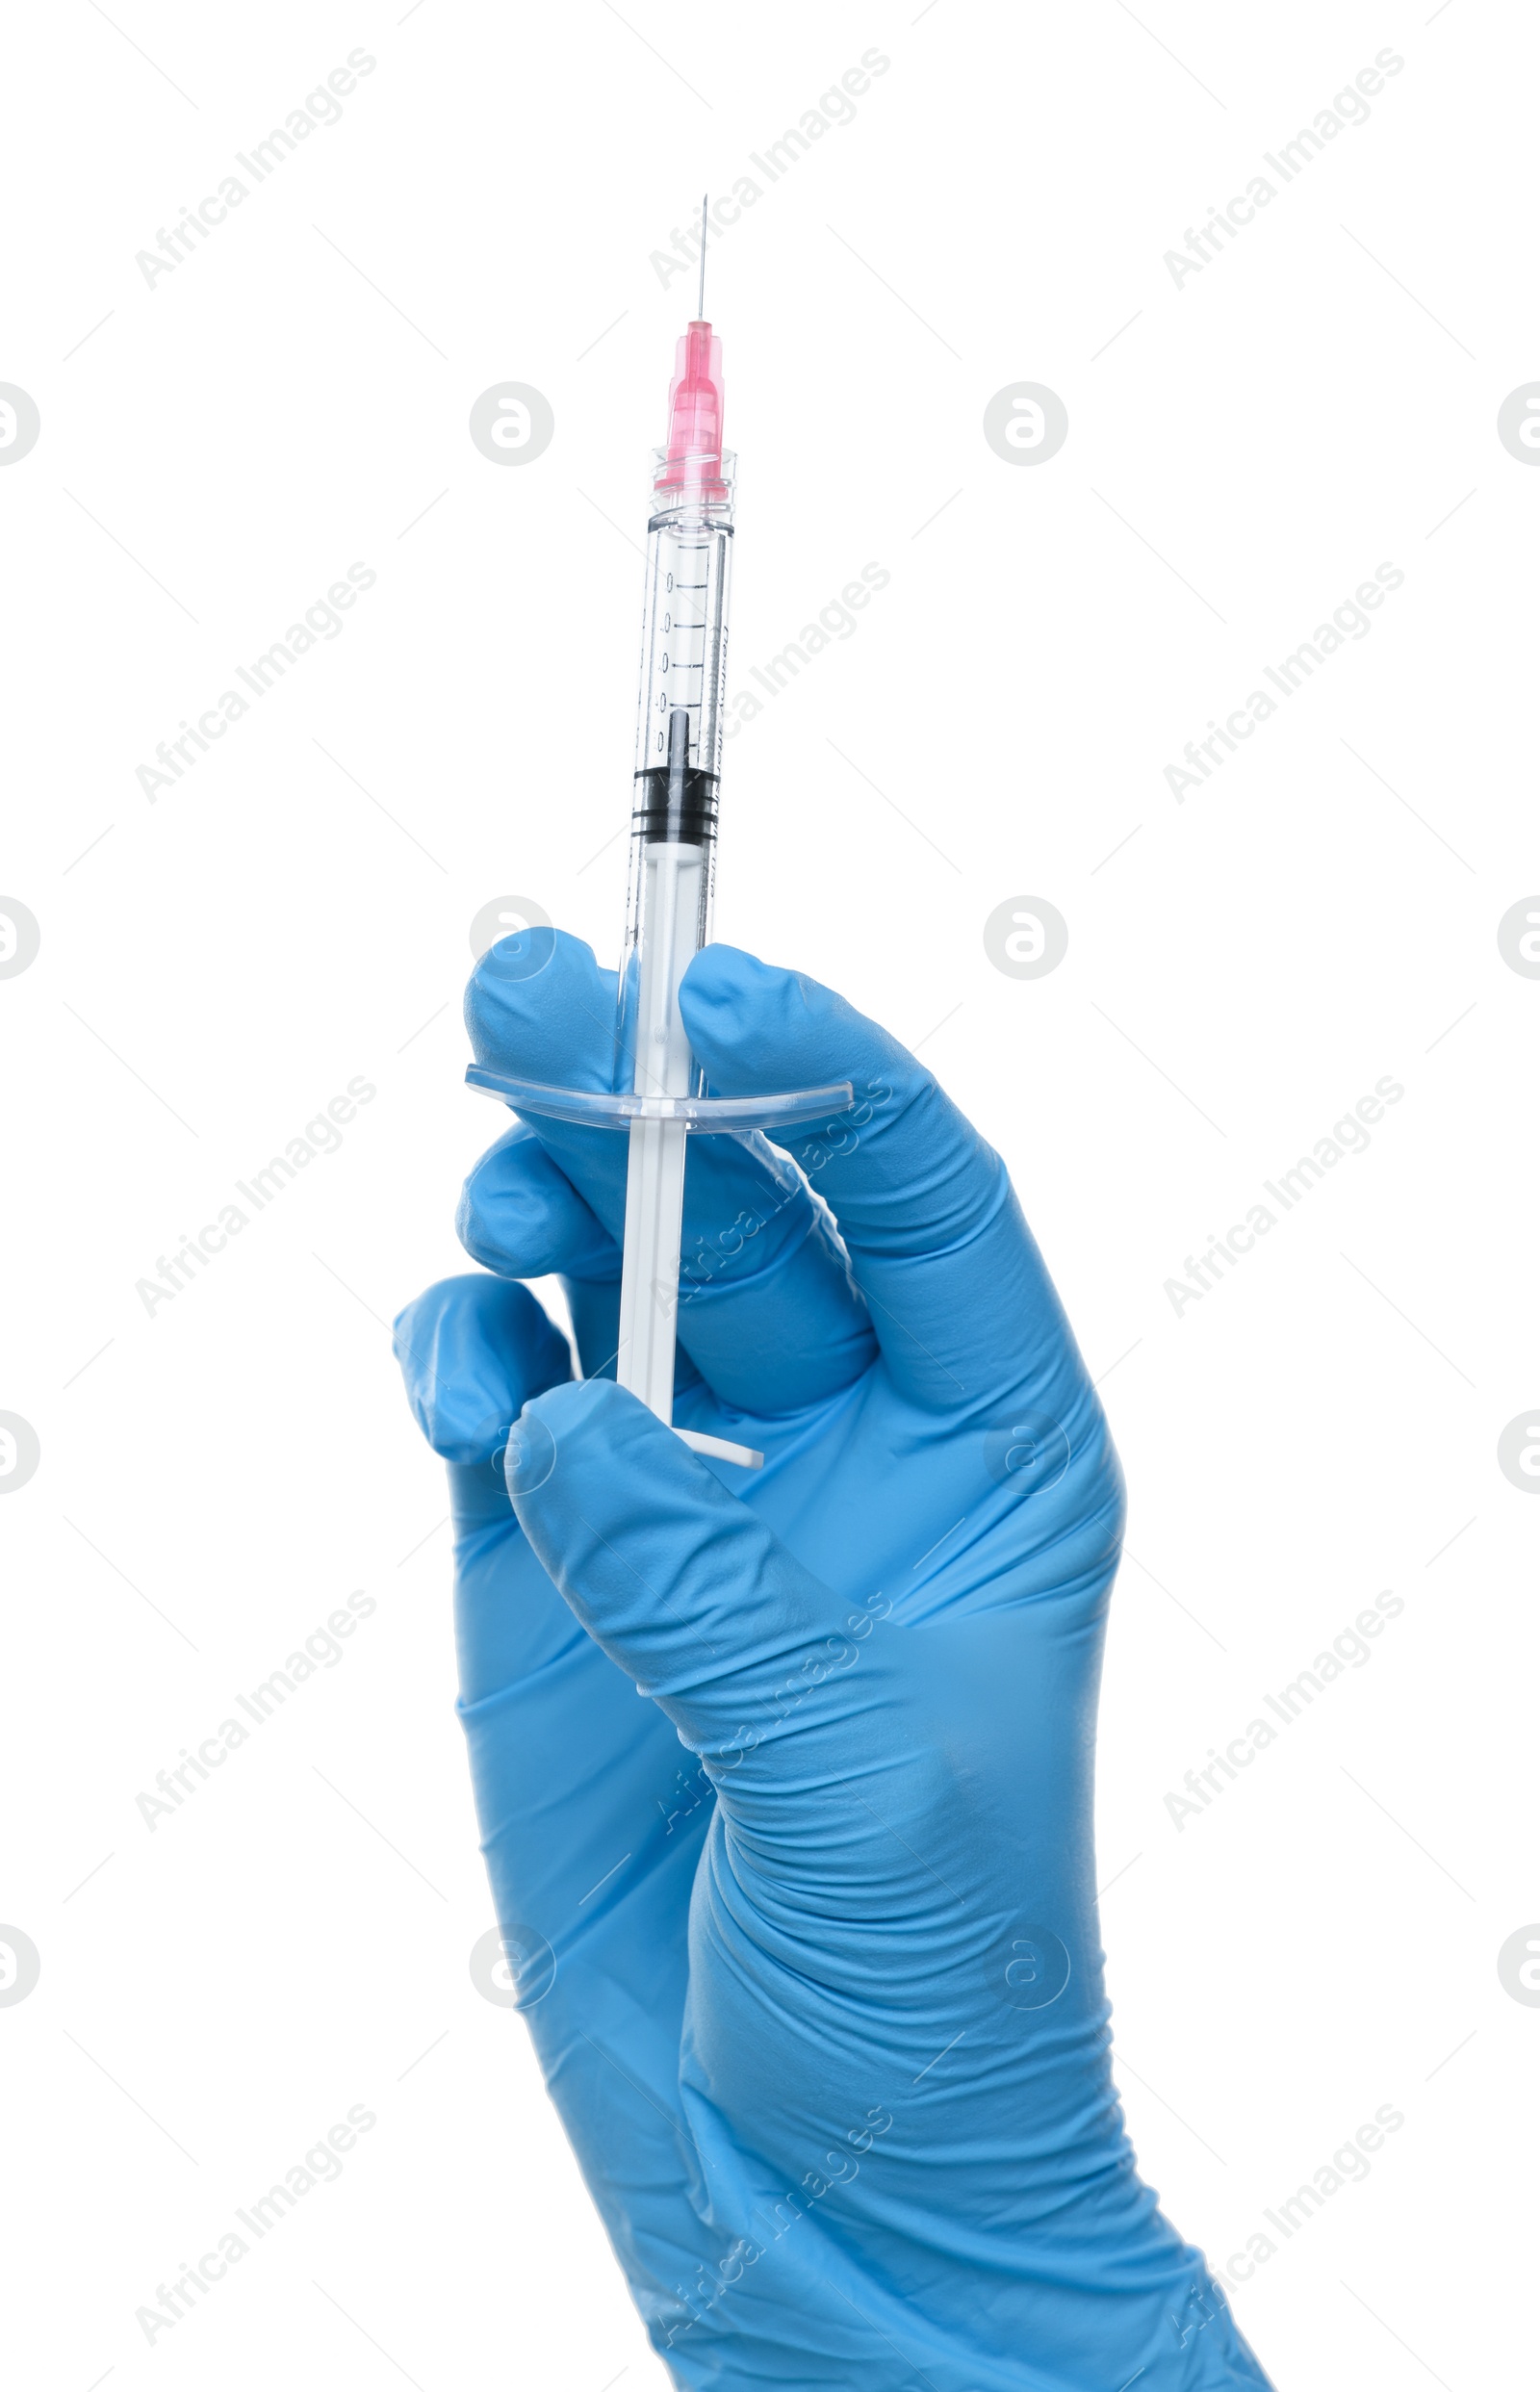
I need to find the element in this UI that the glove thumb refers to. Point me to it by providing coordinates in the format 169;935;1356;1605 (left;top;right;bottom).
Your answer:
507;1378;888;1779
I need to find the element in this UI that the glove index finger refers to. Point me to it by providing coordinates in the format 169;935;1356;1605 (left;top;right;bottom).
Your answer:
680;942;1091;1422
464;929;875;1416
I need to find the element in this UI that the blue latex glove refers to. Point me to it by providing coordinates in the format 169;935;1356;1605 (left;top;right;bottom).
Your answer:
394;933;1274;2391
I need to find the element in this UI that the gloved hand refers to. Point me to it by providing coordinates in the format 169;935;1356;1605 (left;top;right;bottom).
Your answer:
394;932;1274;2392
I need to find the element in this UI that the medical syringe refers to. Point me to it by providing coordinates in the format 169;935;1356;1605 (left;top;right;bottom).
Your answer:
614;213;734;1426
464;210;852;1461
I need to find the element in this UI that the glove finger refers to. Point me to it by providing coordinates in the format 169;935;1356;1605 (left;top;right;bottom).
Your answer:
457;1122;623;1383
457;1120;619;1279
680;941;1092;1425
466;932;876;1416
394;1271;572;1489
392;1271;585;1696
392;1273;688;1812
393;1273;711;2122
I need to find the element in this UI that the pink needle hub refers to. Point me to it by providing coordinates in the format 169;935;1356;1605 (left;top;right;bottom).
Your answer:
655;320;726;496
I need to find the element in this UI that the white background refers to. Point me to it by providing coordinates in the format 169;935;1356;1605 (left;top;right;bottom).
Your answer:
2;2;1535;2385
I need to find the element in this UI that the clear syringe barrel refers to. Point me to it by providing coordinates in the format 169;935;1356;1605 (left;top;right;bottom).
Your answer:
614;447;735;1420
617;450;735;1095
